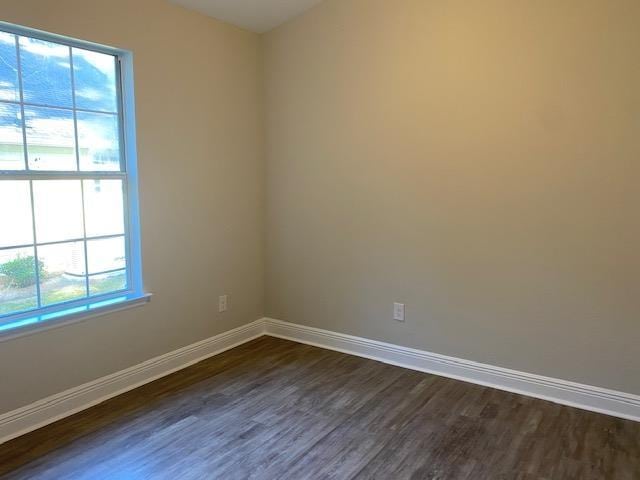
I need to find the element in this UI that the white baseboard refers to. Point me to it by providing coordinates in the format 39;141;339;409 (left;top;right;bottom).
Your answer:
0;319;265;445
263;318;640;423
2;316;637;445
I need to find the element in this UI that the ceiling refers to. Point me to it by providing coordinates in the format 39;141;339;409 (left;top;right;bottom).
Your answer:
170;0;325;33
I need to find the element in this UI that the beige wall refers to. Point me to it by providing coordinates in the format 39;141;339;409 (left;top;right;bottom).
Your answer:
264;0;640;394
0;0;264;413
1;0;639;415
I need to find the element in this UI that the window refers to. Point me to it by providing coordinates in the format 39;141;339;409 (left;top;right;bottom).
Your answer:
0;23;144;333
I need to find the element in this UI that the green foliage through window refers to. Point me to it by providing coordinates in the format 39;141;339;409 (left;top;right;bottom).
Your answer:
0;255;45;288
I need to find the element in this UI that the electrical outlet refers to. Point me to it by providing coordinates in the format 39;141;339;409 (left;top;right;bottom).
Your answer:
393;302;405;322
218;295;228;313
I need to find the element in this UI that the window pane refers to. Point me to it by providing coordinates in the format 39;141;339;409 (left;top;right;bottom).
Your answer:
72;48;117;113
19;36;72;108
0;30;139;324
89;269;126;296
33;180;84;243
87;236;125;274
77;111;120;171
25;106;76;171
83;179;124;237
0;32;19;102
0;180;33;248
0;247;38;315
0;102;25;170
38;241;87;306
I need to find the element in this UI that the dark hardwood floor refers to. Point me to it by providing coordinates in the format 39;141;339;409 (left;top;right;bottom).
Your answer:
0;336;638;479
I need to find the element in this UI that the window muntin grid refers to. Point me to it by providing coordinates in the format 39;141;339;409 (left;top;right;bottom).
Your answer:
0;25;136;322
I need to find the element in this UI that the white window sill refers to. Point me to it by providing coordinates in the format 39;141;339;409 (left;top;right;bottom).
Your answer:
0;293;152;343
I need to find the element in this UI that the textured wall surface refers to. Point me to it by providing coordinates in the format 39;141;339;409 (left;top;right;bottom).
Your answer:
264;0;640;394
0;0;264;413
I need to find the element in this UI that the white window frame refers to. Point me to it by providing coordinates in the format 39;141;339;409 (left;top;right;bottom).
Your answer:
0;22;147;338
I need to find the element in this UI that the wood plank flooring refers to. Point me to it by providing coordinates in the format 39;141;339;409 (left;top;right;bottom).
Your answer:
0;336;638;479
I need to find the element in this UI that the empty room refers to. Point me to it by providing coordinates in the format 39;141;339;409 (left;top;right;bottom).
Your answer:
0;0;638;478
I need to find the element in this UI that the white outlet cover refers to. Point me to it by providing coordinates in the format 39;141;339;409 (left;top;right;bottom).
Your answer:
218;295;228;312
393;302;405;322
